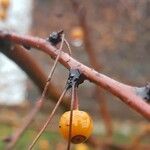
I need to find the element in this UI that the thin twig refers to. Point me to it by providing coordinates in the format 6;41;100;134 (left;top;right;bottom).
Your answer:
129;124;150;150
28;88;67;150
74;86;79;110
64;39;72;56
5;99;42;150
67;83;75;150
41;33;65;100
70;0;113;137
5;34;65;150
0;31;150;119
0;45;67;105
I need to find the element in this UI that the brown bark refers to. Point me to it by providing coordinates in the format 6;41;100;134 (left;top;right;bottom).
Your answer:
0;31;150;120
70;0;113;136
0;44;69;108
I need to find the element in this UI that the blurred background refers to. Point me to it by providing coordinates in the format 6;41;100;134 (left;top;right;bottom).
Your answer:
0;0;149;149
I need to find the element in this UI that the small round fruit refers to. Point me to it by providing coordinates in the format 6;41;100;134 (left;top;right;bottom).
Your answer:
0;0;10;9
59;110;93;144
0;9;6;20
70;27;84;40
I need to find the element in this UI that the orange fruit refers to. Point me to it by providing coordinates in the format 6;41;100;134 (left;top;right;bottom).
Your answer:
0;0;10;9
59;110;93;144
0;9;6;20
70;27;84;40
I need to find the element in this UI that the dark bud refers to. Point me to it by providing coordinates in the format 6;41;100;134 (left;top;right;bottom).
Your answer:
47;30;63;46
135;83;150;103
66;69;85;90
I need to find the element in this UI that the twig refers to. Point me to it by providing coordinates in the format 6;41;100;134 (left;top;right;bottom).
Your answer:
64;39;72;56
4;34;65;150
70;0;113;136
40;33;65;101
67;83;75;150
28;88;67;150
74;86;79;110
0;45;69;106
0;31;150;120
129;124;150;150
5;99;42;150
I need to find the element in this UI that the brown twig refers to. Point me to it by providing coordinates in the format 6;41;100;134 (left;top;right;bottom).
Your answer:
27;33;65;150
74;86;79;110
129;124;150;150
4;33;66;150
5;98;43;150
0;31;150;120
0;44;70;148
70;0;113;136
64;39;72;56
0;44;69;107
28;88;67;150
67;83;75;150
40;33;65;103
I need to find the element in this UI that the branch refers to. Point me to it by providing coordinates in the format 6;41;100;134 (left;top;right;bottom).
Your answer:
3;33;69;150
130;125;150;150
0;31;150;120
0;43;69;108
70;0;113;136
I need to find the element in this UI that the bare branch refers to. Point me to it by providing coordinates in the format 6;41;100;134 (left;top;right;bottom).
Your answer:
28;88;67;150
130;125;150;150
67;83;75;150
70;0;113;136
0;31;150;120
0;44;69;108
2;34;68;149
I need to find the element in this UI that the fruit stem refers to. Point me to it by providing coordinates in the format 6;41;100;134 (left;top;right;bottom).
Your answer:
67;83;76;150
73;86;79;110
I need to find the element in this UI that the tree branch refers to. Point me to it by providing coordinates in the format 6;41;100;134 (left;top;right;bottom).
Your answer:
0;31;150;120
0;43;69;108
70;0;113;136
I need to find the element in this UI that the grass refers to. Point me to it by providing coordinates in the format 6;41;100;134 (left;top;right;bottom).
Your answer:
0;122;149;150
0;124;60;150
